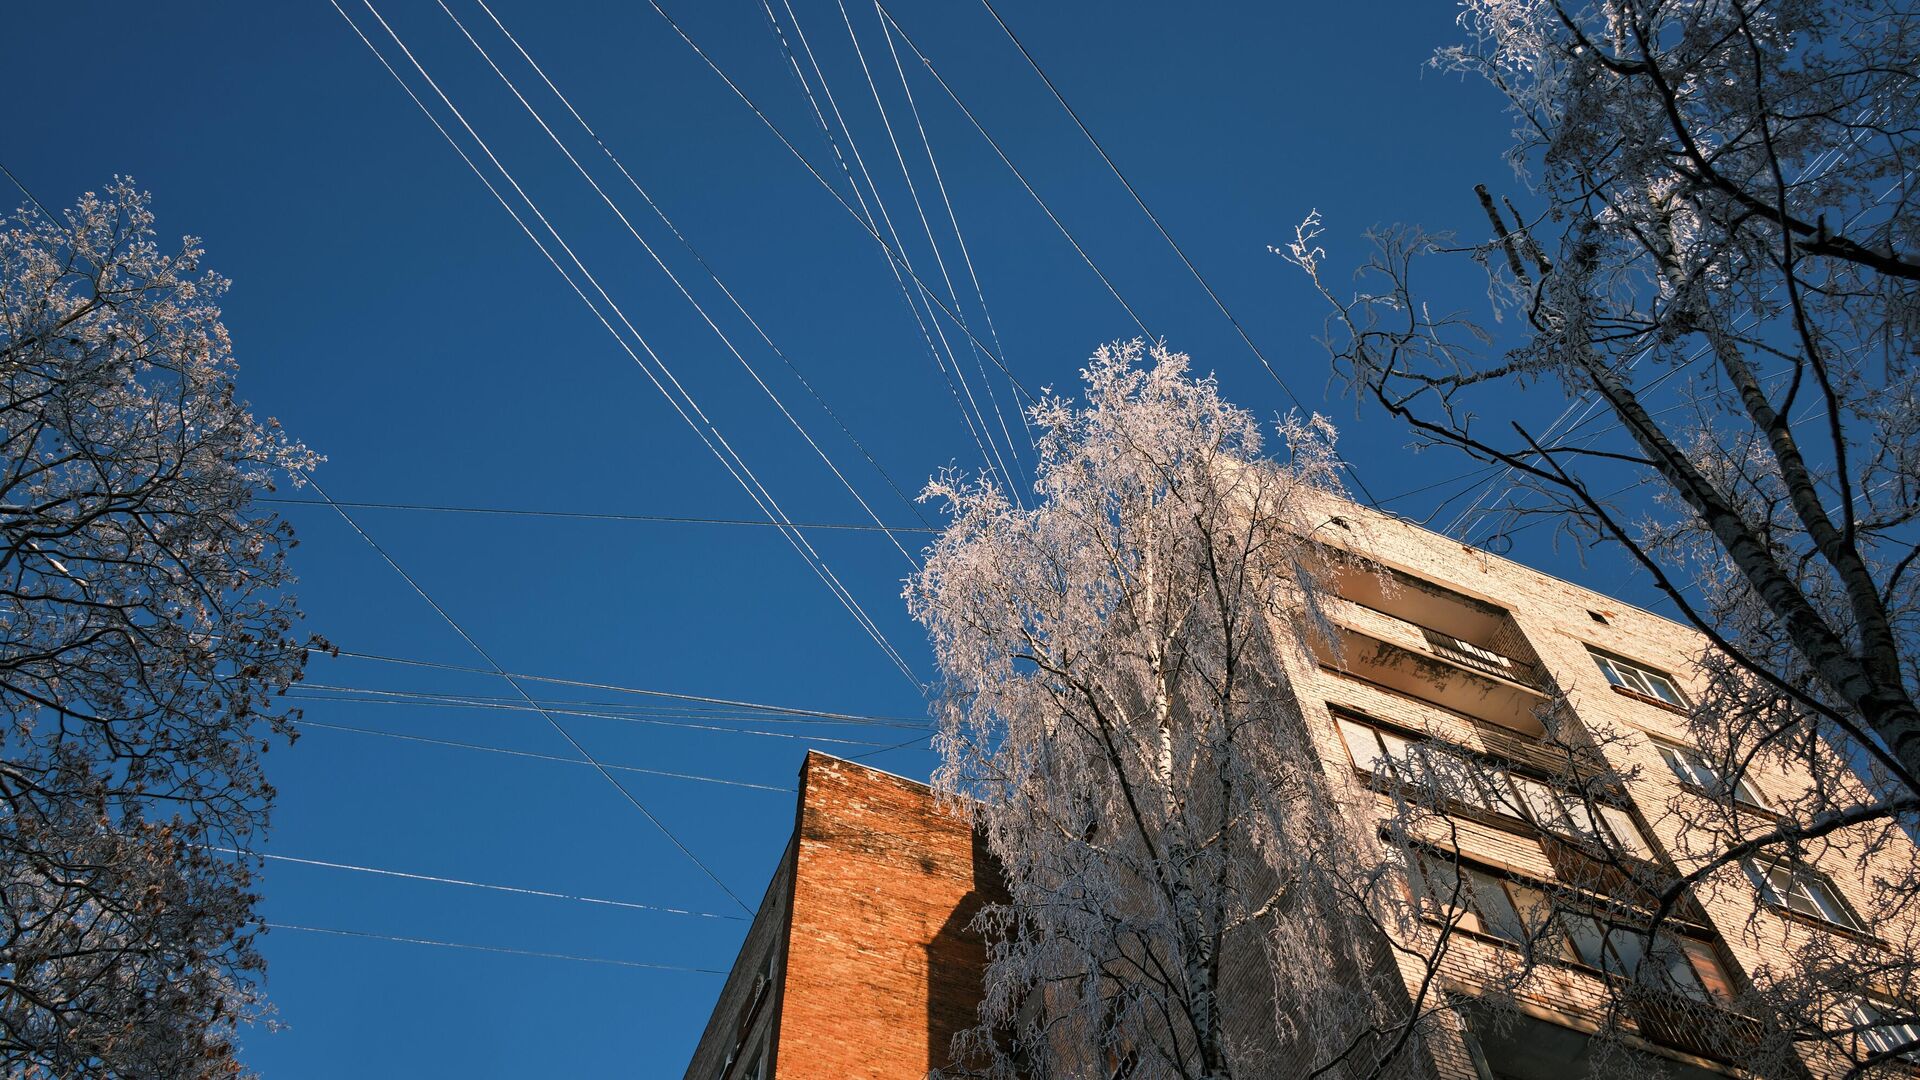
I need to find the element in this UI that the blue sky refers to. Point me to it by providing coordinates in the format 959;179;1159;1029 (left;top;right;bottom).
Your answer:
2;2;1637;1075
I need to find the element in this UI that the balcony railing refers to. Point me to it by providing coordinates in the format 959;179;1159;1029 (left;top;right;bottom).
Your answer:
1420;626;1543;691
1329;597;1545;692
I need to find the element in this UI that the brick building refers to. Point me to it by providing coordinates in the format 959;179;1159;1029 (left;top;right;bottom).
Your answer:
682;752;1003;1080
686;498;1916;1078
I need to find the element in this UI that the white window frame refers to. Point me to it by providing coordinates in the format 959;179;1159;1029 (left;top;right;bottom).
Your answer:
1591;650;1688;708
1656;742;1771;810
1745;858;1862;931
1852;999;1920;1061
1338;715;1654;859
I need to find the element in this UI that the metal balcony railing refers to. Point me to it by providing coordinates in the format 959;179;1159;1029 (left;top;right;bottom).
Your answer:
1418;626;1545;691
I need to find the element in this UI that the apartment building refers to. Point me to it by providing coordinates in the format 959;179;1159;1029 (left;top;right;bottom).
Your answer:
687;499;1915;1078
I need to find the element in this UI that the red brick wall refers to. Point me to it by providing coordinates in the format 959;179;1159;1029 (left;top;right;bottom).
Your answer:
773;752;1002;1080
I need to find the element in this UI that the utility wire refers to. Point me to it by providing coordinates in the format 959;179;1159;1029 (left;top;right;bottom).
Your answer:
870;5;1153;341
289;717;798;790
320;647;924;723
295;680;929;728
219;848;745;919
970;0;1383;508
298;464;749;912
289;689;911;747
643;0;1036;405
814;0;1027;496
763;0;1010;492
870;0;1034;463
334;0;918;687
0;161;53;221
438;0;920;566
468;0;931;530
267;923;727;973
262;495;932;533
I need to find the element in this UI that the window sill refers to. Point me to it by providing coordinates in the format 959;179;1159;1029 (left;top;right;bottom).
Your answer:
1763;902;1886;948
1610;684;1690;715
1674;780;1780;821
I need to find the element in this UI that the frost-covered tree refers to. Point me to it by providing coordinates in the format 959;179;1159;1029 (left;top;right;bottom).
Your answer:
0;181;318;1077
1284;0;1920;1072
909;343;1431;1079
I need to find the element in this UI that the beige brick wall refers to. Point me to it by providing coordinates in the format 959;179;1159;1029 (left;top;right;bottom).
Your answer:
1302;498;1918;1079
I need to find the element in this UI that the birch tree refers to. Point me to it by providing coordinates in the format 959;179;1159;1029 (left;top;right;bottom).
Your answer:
0;181;318;1077
1283;0;1920;1071
909;342;1428;1079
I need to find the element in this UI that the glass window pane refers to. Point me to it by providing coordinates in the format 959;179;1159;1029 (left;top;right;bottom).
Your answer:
1731;774;1771;810
1599;806;1653;859
1337;718;1386;775
1556;794;1607;843
1377;729;1418;773
1595;654;1629;688
1804;878;1858;930
1468;869;1526;943
1647;934;1707;1001
1679;937;1734;1002
1642;670;1686;707
1562;914;1608;969
1606;926;1647;979
1512;775;1569;831
1506;884;1571;959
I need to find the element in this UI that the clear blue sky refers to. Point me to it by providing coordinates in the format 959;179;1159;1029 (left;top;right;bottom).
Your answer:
3;2;1640;1075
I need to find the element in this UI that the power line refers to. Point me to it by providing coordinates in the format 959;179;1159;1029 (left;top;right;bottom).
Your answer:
319;647;924;723
289;688;912;747
298;454;750;909
261;496;935;534
969;0;1382;509
267;923;727;973
869;4;1154;342
813;0;1028;495
763;0;1014;494
438;0;921;567
220;848;745;919
289;717;799;790
869;0;1035;465
334;0;920;687
467;0;933;531
296;680;928;728
643;0;1036;406
0;161;53;221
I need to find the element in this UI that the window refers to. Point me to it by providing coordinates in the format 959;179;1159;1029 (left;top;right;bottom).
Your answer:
1406;853;1727;1002
1851;999;1920;1061
1656;743;1770;810
1337;714;1655;859
1592;650;1688;708
1406;855;1552;947
1560;916;1715;1002
1336;716;1418;778
1744;859;1862;931
1507;774;1654;858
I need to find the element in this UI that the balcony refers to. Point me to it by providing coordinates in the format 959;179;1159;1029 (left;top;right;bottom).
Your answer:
1314;590;1551;735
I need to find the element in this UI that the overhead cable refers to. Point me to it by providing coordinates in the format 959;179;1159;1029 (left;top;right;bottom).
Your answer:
267;923;727;973
333;0;919;687
468;0;932;529
437;0;920;566
289;717;799;790
642;0;1037;404
219;848;745;919
262;495;934;534
320;647;924;723
763;0;1012;492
